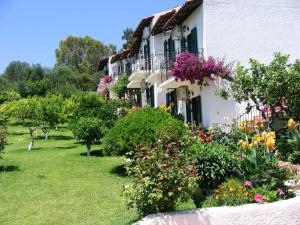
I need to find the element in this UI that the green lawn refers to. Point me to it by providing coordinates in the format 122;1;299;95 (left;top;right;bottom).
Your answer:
0;122;138;225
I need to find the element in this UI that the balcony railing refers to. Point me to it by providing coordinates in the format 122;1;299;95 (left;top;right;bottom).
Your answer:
128;48;204;82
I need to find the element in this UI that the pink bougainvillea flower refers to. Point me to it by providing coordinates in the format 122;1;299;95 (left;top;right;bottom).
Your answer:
244;181;252;187
253;194;265;203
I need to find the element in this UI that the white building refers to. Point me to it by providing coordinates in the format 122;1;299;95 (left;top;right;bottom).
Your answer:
96;0;300;127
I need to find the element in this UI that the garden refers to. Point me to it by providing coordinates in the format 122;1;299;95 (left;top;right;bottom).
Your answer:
0;52;300;224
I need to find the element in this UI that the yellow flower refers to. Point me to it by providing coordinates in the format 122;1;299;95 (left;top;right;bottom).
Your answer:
215;195;219;200
254;134;262;142
170;102;175;107
239;125;245;132
288;118;297;129
229;188;234;192
242;141;249;149
266;131;276;139
242;120;247;126
238;140;244;146
252;141;258;148
265;138;276;150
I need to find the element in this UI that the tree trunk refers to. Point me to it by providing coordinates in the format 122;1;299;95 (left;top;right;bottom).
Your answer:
45;131;49;140
86;143;91;157
28;140;34;151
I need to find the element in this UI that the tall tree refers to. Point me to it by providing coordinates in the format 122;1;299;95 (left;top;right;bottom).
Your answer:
55;36;116;74
122;28;134;50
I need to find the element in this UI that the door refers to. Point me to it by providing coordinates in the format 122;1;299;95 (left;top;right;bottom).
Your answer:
146;85;155;107
144;39;151;70
186;96;202;125
166;90;177;115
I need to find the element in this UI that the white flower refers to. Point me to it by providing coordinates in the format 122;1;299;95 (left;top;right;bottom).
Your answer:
284;180;296;187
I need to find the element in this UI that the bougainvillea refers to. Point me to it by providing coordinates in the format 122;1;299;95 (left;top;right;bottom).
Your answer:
171;53;232;84
102;75;112;84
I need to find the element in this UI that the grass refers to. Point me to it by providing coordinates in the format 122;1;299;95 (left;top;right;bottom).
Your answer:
0;122;138;225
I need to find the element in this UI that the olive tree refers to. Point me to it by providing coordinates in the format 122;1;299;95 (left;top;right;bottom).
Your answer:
36;95;64;139
70;117;106;156
14;97;39;151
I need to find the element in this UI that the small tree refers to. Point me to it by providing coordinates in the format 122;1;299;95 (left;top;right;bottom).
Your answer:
37;95;64;139
70;117;106;156
14;97;39;151
0;101;16;127
111;75;129;98
228;53;300;126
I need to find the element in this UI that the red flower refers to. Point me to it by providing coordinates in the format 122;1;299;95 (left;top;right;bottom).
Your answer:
199;131;205;139
205;136;211;142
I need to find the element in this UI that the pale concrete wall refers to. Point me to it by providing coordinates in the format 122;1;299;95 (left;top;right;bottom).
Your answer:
203;0;300;65
134;196;300;225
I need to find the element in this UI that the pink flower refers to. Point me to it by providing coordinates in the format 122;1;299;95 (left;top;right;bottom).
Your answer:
253;194;265;203
205;136;211;142
277;188;285;197
243;181;252;187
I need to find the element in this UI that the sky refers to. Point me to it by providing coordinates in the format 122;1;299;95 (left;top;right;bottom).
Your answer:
0;0;183;74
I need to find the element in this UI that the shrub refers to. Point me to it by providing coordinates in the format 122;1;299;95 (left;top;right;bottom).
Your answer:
192;142;243;190
191;142;244;207
124;126;198;216
111;75;128;98
0;126;7;158
103;108;186;155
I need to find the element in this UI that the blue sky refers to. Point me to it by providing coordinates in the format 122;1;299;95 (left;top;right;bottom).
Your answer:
0;0;183;74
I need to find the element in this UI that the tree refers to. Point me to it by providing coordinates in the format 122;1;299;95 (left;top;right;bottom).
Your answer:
111;75;129;98
2;61;30;82
55;36;116;74
0;90;21;104
228;53;300;127
14;97;39;151
70;117;106;157
36;95;64;140
0;101;17;127
121;27;134;50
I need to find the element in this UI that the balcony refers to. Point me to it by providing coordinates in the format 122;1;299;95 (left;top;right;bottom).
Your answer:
151;48;204;89
128;58;149;83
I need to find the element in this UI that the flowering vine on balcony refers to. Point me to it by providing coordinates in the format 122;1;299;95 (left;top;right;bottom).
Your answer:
103;75;112;84
171;53;233;84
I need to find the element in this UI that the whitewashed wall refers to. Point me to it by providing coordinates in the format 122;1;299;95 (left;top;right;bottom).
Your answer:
203;0;300;65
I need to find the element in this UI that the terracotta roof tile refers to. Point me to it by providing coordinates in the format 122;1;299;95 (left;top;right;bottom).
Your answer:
151;10;176;35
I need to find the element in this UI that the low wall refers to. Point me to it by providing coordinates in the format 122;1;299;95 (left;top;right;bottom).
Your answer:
134;197;300;225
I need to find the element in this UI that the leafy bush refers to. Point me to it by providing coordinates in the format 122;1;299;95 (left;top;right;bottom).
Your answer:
191;142;243;207
111;75;128;98
124;126;198;216
0;126;7;158
103;108;186;155
192;142;244;190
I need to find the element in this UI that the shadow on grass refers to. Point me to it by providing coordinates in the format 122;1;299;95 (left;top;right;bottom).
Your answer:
9;131;28;136
55;146;76;150
110;164;127;177
36;135;74;141
0;165;20;173
80;150;104;157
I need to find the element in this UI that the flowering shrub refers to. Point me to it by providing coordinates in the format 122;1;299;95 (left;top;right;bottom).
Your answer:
102;75;111;84
0;126;7;158
287;119;300;163
171;53;232;84
203;179;289;207
124;126;198;216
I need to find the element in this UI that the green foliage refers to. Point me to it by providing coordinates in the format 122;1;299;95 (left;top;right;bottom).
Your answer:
124;126;198;216
121;27;134;50
0;90;21;104
287;127;300;163
36;95;65;139
0;101;17;126
70;117;106;156
103;108;186;156
55;35;116;74
111;75;129;98
202;179;252;207
0;126;7;158
229;53;300;125
192;142;244;190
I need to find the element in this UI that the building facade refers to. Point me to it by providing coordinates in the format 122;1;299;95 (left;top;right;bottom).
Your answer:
97;0;300;127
